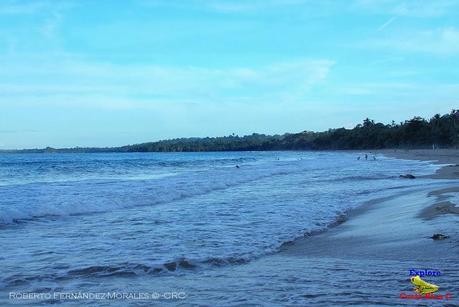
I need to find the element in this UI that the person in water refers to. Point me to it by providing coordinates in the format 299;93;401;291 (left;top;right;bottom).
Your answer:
365;154;368;160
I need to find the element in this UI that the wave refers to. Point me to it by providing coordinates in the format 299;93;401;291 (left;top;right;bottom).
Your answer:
2;184;440;289
0;160;313;225
0;156;258;168
314;175;397;183
1;255;252;288
0;208;356;289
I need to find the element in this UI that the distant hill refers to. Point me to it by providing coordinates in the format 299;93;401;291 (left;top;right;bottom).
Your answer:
3;110;458;153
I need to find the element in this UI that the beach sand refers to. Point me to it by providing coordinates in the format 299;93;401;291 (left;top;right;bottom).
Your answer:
377;148;459;179
282;187;459;260
278;149;459;304
285;149;459;256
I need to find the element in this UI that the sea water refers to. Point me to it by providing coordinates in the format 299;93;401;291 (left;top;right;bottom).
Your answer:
0;151;447;305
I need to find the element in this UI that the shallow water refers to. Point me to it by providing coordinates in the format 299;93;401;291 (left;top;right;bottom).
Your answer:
0;151;448;305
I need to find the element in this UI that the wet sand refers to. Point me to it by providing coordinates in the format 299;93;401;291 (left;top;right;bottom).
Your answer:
376;149;459;179
282;186;459;260
285;149;459;258
279;149;459;304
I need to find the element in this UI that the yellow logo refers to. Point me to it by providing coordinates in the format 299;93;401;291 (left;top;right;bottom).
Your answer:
410;275;439;295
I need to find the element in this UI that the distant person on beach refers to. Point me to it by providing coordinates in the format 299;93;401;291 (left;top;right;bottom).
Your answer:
365;154;368;160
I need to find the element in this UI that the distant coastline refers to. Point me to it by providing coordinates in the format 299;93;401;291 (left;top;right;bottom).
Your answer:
3;110;458;153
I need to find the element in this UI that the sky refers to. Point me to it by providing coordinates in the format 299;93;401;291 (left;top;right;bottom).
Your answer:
0;0;459;149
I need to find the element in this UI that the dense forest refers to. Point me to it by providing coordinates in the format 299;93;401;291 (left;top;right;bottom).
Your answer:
5;110;459;153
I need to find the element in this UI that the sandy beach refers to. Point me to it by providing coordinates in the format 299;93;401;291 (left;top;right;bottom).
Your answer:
377;149;459;179
280;149;459;303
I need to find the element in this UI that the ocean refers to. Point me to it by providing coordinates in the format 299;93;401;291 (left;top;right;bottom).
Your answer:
0;151;447;305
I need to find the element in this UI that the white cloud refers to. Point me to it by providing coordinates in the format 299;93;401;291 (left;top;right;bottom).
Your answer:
0;56;334;109
203;0;309;13
370;27;459;55
139;0;342;15
39;9;63;39
0;0;49;15
353;0;459;17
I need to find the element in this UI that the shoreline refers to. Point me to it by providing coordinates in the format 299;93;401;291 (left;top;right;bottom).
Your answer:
375;148;459;179
282;149;459;262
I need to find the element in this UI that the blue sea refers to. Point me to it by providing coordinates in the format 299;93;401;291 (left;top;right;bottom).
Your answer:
0;151;449;305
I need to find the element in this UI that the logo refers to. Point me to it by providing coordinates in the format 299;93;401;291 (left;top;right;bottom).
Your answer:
399;269;453;301
408;269;441;277
410;275;438;295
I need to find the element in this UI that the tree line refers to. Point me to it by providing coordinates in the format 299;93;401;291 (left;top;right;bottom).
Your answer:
123;110;459;151
5;110;459;153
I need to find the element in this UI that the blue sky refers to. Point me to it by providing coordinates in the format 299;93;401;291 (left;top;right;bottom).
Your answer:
1;0;459;149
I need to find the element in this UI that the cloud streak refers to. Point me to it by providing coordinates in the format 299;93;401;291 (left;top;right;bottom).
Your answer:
354;0;459;17
369;27;459;55
0;56;334;109
0;0;49;15
140;0;345;15
377;16;396;31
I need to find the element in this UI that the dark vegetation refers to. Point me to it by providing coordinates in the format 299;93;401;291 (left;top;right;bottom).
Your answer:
4;110;459;153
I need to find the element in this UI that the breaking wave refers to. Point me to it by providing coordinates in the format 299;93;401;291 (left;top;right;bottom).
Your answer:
0;159;314;225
